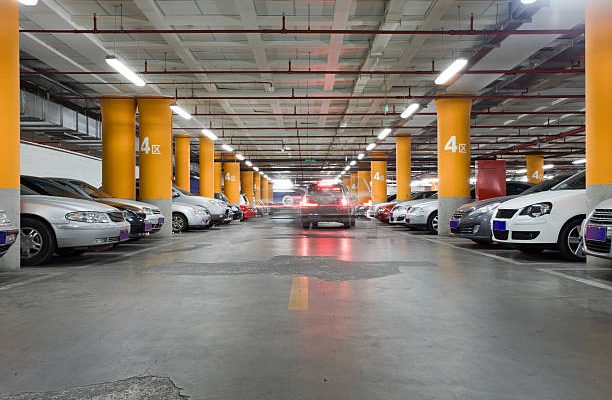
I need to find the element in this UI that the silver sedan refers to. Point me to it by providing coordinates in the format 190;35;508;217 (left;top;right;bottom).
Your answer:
172;202;212;233
0;209;19;258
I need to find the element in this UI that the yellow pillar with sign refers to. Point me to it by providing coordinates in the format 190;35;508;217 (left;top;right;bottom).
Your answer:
396;135;411;201
241;171;254;204
199;137;215;197
100;98;137;200
371;152;387;203
357;165;371;205
436;97;472;236
526;154;544;184
254;173;261;203
223;156;241;204
137;97;174;236
214;153;223;194
0;0;20;270
174;136;191;191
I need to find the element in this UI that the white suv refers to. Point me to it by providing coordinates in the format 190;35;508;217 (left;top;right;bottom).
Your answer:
491;171;586;261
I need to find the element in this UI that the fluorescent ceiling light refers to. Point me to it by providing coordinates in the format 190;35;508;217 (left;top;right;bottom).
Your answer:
357;153;365;160
435;59;468;85
400;103;419;119
201;129;218;141
105;56;145;87
245;160;253;167
253;166;259;172
221;144;234;152
521;0;536;4
170;104;192;120
377;128;392;140
236;154;245;161
285;146;291;151
349;160;356;166
344;165;351;171
503;119;515;126
259;171;264;175
515;168;527;174
543;164;554;170
18;0;38;5
366;143;376;151
340;170;346;175
572;158;586;165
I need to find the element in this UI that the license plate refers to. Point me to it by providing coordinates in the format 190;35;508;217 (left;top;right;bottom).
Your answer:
158;217;165;224
449;220;459;229
0;232;6;245
585;225;607;242
492;220;506;231
144;223;153;232
120;230;129;241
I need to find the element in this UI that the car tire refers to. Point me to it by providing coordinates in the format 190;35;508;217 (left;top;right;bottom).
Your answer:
343;219;351;228
471;239;493;245
57;248;87;257
558;217;586;262
426;212;438;234
351;217;356;227
517;246;544;254
172;213;188;233
20;217;55;266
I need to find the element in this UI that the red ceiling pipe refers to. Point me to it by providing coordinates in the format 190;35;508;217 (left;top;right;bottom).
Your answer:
190;111;586;117
173;124;585;130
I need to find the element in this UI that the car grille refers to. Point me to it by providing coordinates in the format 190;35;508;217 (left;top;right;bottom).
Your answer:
589;209;612;225
107;212;126;222
496;209;518;219
493;230;509;240
511;231;540;240
453;211;465;220
153;209;162;214
107;236;121;243
458;225;477;234
586;239;611;254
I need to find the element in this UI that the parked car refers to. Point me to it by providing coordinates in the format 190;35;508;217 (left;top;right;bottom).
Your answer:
0;209;19;258
171;202;212;233
450;175;572;244
582;198;612;261
406;182;532;234
491;171;586;261
300;181;355;229
367;194;398;218
20;185;130;266
171;186;227;225
213;192;236;224
389;192;438;224
375;203;396;223
239;194;255;220
46;177;165;237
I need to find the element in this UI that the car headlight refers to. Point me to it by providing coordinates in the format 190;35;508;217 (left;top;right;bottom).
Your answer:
520;202;552;218
410;207;424;215
142;207;154;215
471;202;500;217
0;211;10;224
66;211;111;223
194;206;208;215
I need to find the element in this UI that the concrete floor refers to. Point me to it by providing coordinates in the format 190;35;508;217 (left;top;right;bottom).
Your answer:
1;216;612;399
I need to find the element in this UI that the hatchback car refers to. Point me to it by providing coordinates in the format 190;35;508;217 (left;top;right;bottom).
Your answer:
0;209;19;258
300;181;355;228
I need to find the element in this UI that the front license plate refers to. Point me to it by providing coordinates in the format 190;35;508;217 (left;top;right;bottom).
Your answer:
585;225;607;242
0;232;6;245
449;220;459;229
120;230;129;241
158;217;165;224
492;220;506;231
144;223;153;232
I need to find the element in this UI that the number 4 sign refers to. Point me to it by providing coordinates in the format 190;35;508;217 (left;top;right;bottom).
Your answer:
140;136;161;155
444;135;467;154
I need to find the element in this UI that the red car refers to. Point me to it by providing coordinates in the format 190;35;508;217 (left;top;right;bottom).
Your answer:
375;203;396;223
240;194;256;220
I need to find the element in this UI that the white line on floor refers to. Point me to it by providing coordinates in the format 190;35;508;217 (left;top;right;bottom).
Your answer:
0;273;63;292
536;268;612;292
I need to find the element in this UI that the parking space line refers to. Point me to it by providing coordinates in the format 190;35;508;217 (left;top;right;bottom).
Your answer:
536;268;612;292
288;276;309;311
0;273;63;292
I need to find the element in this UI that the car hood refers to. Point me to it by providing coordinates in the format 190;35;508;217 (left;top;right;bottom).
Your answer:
21;195;120;212
395;198;434;208
458;195;517;212
497;189;586;209
410;200;439;211
99;197;160;212
176;195;224;212
593;198;612;210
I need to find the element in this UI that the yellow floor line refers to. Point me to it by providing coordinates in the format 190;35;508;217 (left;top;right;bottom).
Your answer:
288;276;309;311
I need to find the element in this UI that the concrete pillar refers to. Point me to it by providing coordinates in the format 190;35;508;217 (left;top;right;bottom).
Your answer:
223;156;240;204
254;173;261;203
0;0;20;271
174;135;191;191
199;137;215;198
357;165;371;205
396;135;411;201
213;153;222;195
586;0;612;266
137;97;174;237
371;152;387;203
436;97;472;236
100;98;137;200
241;171;254;204
526;154;544;184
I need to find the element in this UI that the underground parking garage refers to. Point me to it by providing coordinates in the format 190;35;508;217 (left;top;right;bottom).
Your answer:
1;0;612;398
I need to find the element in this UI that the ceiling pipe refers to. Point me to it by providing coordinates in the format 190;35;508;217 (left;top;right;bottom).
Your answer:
188;111;586;117
485;127;586;157
173;124;585;130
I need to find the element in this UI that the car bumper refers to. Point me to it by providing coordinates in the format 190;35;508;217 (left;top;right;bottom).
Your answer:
491;214;561;245
0;226;19;257
183;210;211;228
389;210;406;224
147;214;165;232
405;213;428;227
583;222;612;260
450;213;493;241
54;221;131;248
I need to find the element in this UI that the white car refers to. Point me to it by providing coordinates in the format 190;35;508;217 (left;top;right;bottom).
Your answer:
491;171;586;261
0;209;19;258
171;202;212;233
405;200;439;233
171;186;228;225
389;197;437;225
582;198;612;261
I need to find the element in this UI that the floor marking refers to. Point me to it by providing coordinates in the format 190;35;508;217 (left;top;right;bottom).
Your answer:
288;276;309;311
536;268;612;292
0;273;63;292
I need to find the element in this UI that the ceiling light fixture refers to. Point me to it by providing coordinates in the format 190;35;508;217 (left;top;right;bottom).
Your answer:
105;56;145;87
221;144;234;152
357;153;365;160
344;165;351;171
236;154;245;161
435;59;468;85
400;103;419;119
543;164;554;170
521;0;536;4
245;160;253;167
253;166;260;172
259;171;264;175
18;0;38;5
201;129;218;141
170;104;192;120
515;168;527;174
377;128;392;140
572;158;586;165
349;160;357;166
366;143;377;151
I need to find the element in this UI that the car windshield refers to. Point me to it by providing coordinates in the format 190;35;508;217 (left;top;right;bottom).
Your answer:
308;183;345;204
215;193;229;202
70;181;112;198
20;185;39;195
22;177;84;199
174;186;193;196
521;174;572;195
551;171;586;191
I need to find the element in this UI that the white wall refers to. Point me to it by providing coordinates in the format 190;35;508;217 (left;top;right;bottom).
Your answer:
20;141;139;186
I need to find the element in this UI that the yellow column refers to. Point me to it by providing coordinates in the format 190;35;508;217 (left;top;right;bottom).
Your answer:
268;181;274;203
396;135;411;201
199;137;215;197
241;171;254;204
586;0;612;213
526;154;544;184
100;98;137;199
436;97;472;236
137;97;174;236
357;165;371;205
261;177;269;203
214;153;223;194
342;176;351;188
174;135;191;191
223;155;241;204
350;172;358;194
0;0;20;270
370;152;387;203
254;173;261;203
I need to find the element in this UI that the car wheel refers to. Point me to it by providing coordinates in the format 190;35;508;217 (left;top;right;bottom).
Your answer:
351;217;356;227
20;217;55;266
343;219;351;228
426;212;438;234
56;248;87;257
517;246;544;254
302;221;310;229
558;217;586;262
172;213;188;233
471;239;493;245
